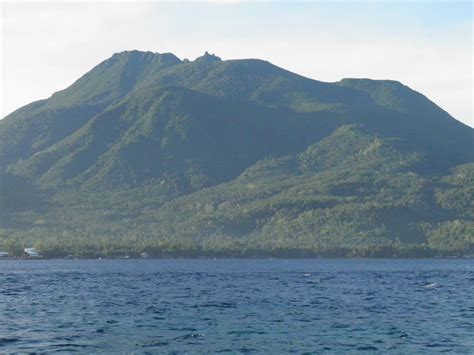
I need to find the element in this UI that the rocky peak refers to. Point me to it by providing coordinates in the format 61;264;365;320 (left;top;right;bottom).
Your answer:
194;51;222;63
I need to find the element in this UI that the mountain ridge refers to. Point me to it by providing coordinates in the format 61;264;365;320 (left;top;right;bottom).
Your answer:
0;50;472;257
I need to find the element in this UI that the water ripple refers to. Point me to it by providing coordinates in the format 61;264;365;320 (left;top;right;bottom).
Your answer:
0;259;472;353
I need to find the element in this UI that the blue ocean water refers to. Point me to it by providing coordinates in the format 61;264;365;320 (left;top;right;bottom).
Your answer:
0;259;473;353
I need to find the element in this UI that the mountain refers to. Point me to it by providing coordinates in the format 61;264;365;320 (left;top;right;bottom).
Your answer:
0;50;472;257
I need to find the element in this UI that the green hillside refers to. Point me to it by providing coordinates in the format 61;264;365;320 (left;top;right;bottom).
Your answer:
0;51;472;257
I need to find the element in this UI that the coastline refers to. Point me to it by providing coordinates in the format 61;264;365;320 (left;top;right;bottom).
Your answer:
1;255;473;261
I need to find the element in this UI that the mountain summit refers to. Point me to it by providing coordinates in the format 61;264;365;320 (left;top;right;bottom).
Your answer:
195;51;222;63
0;51;472;257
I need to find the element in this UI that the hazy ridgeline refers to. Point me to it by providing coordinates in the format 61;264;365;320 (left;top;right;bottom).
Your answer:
0;51;472;257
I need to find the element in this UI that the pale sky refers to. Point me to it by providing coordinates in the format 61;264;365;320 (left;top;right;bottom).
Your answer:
1;0;473;127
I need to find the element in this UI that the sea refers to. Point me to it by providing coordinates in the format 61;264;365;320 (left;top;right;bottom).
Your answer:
0;259;473;353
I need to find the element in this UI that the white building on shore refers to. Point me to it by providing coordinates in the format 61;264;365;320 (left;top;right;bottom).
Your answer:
24;248;41;258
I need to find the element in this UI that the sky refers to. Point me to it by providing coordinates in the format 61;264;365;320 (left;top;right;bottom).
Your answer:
1;0;473;127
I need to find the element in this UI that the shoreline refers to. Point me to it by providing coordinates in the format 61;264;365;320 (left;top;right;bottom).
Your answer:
1;256;473;261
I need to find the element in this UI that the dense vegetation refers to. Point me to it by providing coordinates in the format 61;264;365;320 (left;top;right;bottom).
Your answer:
0;51;472;258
